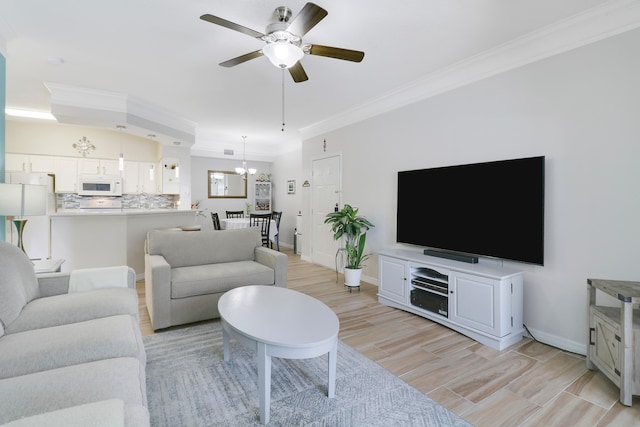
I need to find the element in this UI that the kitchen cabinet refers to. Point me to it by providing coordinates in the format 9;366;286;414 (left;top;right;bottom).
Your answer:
53;157;78;193
123;162;140;193
6;154;54;173
140;162;157;194
123;161;158;194
78;158;120;175
587;279;640;406
378;249;523;350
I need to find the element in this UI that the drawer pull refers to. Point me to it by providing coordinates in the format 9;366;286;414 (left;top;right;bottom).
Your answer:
589;327;595;345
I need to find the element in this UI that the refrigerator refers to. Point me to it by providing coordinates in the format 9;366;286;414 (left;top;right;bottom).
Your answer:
6;172;56;260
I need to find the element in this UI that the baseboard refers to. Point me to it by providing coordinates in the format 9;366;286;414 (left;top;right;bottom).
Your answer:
362;273;378;287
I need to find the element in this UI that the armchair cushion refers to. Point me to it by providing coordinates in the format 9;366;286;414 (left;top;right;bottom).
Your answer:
171;261;274;298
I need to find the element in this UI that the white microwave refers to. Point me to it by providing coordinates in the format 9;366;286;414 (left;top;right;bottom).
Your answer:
77;175;123;196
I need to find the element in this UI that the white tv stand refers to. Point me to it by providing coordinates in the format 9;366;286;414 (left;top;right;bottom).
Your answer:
378;249;524;351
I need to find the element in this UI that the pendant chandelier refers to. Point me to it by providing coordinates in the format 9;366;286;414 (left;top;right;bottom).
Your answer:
235;136;257;178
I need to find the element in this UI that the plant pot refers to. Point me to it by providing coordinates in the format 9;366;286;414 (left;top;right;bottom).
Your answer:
344;267;362;287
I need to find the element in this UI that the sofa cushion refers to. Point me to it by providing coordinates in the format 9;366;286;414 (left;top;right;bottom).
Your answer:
0;398;126;427
146;227;262;268
0;357;146;424
0;241;40;329
171;261;275;298
4;288;138;335
0;315;144;379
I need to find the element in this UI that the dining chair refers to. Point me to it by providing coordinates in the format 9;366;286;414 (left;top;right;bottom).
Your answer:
211;212;221;230
271;211;282;251
226;210;244;218
249;213;271;247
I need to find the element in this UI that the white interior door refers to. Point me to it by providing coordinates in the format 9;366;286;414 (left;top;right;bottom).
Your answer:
312;155;341;268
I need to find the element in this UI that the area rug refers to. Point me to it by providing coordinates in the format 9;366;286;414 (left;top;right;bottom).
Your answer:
143;321;473;427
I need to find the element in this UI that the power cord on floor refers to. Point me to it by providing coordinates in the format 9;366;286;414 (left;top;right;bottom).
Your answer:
523;323;586;357
523;323;539;342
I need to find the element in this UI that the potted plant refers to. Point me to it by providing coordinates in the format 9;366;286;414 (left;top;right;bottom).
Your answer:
324;204;375;287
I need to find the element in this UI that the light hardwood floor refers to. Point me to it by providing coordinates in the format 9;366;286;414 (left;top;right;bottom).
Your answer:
137;249;640;426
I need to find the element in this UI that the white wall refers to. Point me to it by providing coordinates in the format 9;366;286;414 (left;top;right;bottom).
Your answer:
270;143;304;249
301;28;640;354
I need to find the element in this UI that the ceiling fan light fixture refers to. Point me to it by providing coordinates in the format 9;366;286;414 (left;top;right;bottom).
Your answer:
263;42;304;69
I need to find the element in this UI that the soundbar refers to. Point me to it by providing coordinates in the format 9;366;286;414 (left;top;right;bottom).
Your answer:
423;249;479;264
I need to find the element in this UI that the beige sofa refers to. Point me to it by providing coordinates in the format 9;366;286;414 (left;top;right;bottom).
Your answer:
144;227;288;331
0;241;149;426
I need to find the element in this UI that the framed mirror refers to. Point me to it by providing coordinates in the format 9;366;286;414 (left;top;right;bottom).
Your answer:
208;170;247;198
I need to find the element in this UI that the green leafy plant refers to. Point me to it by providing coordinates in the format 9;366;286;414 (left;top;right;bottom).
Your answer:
324;204;375;269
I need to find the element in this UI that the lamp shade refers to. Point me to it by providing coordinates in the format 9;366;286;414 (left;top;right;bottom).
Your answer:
0;183;47;216
263;42;304;68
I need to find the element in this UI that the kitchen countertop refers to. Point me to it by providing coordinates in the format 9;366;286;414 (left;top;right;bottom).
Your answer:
51;209;195;216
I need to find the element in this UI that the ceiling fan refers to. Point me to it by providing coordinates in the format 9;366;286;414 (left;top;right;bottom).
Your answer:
200;2;365;83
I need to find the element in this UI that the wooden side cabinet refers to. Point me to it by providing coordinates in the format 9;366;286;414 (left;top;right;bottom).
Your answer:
587;278;640;406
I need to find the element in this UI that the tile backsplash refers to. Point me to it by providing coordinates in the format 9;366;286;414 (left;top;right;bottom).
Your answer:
57;193;179;210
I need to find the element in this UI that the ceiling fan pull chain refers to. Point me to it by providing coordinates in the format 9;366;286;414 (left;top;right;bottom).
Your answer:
281;68;286;132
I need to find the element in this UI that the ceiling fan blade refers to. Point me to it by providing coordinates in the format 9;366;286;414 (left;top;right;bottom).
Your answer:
219;50;264;67
200;14;265;39
286;3;328;37
305;44;365;62
288;62;309;83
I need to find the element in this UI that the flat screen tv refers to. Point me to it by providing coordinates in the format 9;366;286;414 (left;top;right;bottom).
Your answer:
397;156;545;265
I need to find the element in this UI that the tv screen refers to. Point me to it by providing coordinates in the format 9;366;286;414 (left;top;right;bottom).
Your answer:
397;156;545;265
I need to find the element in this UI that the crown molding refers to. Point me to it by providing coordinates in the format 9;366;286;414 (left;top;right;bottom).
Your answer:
300;0;640;139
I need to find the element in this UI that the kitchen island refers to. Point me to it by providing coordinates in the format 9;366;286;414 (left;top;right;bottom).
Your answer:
51;209;196;276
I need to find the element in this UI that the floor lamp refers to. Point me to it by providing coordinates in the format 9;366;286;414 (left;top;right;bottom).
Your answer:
0;183;47;257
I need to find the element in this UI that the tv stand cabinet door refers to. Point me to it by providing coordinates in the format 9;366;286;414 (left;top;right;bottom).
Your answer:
450;272;509;337
378;256;407;304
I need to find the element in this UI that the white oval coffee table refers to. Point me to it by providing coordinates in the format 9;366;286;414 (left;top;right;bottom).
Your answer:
218;285;339;424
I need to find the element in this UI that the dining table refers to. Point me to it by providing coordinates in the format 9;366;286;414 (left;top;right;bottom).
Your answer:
220;217;277;243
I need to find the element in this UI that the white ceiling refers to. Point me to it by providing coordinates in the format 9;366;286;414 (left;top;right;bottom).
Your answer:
0;0;627;159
